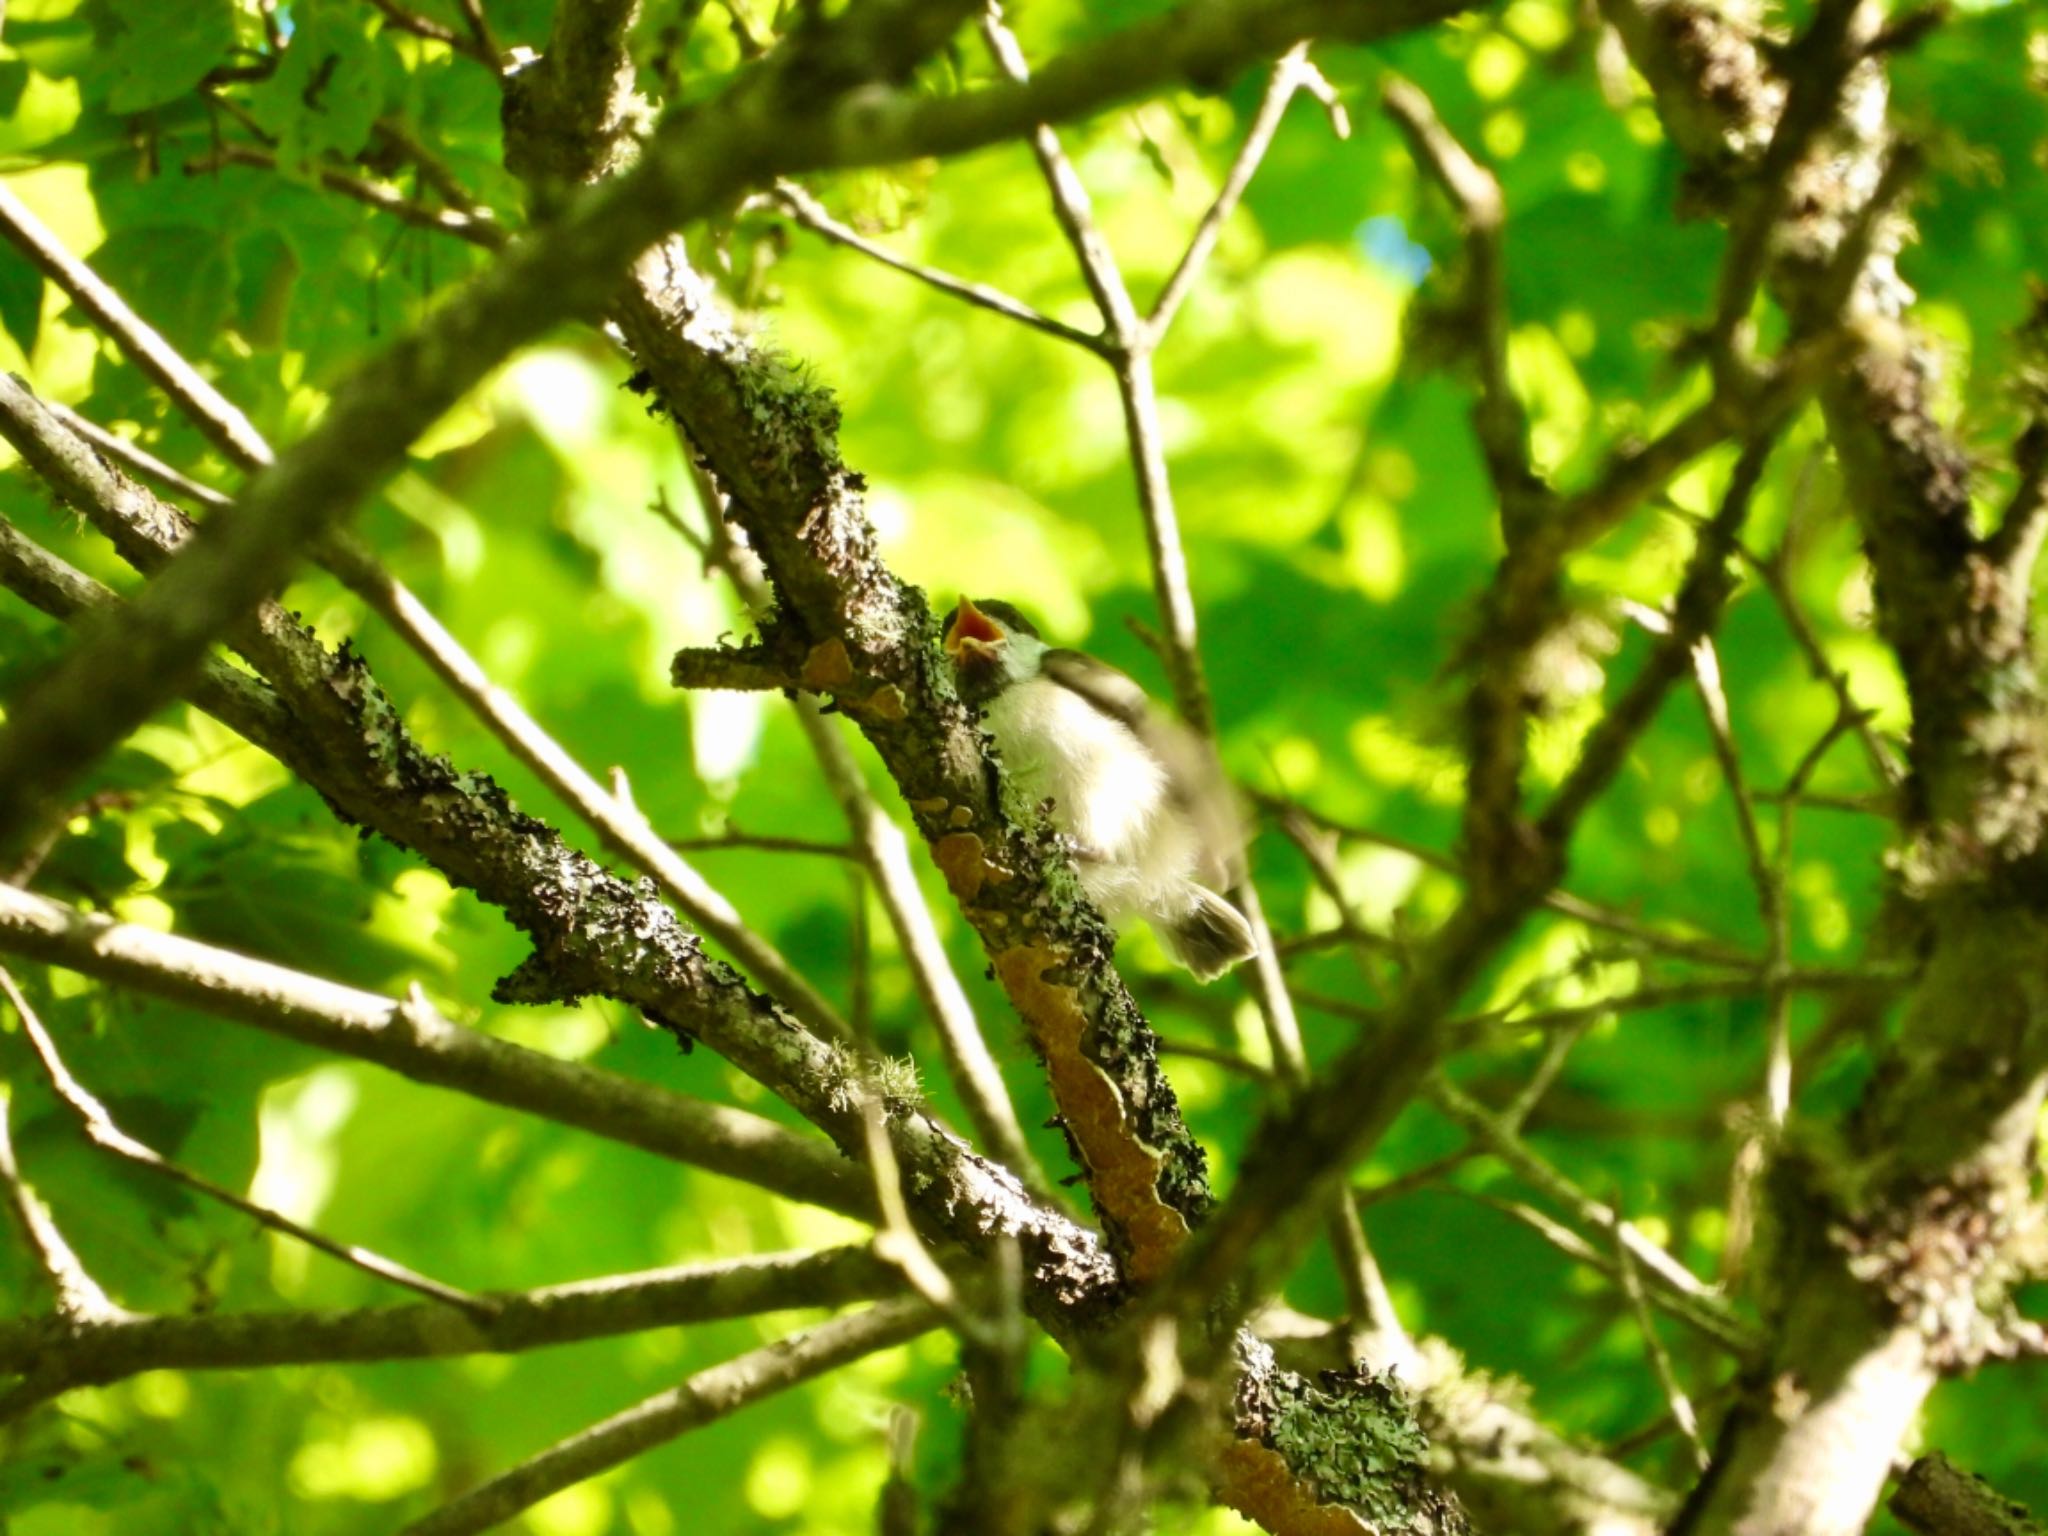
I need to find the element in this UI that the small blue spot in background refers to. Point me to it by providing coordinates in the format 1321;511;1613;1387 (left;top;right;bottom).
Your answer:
1356;215;1432;288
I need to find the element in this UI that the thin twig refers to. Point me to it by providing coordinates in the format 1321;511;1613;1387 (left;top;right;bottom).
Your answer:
1611;1194;1711;1472
1259;794;1763;969
363;0;495;64
0;203;853;1052
452;0;503;65
0;1093;121;1326
0;183;272;468
45;405;232;509
1147;46;1332;341
1157;1036;1275;1082
1299;971;1883;1040
1;965;495;1316
1688;636;1791;1123
0;1246;899;1386
185;145;509;249
665;830;862;860
1382;72;1534;513
397;1300;939;1536
0;879;873;1217
1454;1188;1755;1355
1741;539;1906;791
765;182;1105;353
1427;1074;1755;1355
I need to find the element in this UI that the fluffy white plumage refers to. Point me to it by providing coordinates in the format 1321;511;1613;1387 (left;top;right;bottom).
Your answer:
950;600;1255;979
982;670;1203;928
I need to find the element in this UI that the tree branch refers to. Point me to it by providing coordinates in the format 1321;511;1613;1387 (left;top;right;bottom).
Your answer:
0;0;1472;855
0;187;858;1053
183;145;510;248
1153;433;1771;1340
0;1095;123;1328
398;1300;938;1536
0;1246;901;1386
1891;1455;2048;1536
0;965;492;1316
765;180;1105;353
0;881;870;1218
0;437;1116;1323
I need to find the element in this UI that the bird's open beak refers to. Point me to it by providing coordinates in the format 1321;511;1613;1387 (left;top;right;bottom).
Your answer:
943;596;1004;662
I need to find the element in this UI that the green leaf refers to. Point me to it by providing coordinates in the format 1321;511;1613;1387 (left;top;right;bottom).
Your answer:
103;0;238;114
247;0;385;170
0;255;43;362
83;224;236;359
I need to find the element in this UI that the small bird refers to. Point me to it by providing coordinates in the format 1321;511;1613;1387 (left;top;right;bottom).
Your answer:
942;595;1258;981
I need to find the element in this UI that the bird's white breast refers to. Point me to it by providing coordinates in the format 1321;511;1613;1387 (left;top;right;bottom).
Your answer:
981;675;1197;921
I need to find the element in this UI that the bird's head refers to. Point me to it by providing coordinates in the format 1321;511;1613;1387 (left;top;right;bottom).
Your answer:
944;596;1046;704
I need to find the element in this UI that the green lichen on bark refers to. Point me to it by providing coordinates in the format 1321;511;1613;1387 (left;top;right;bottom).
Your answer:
1236;1342;1463;1534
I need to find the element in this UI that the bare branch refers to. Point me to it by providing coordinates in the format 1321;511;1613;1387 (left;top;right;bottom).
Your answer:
664;829;861;860
1427;1075;1755;1354
184;145;510;248
1612;1205;1712;1472
1260;793;1763;969
765;181;1106;353
1147;46;1331;340
0;1095;122;1327
1706;0;1872;364
0;881;872;1218
1;966;492;1315
1740;538;1905;792
1688;636;1792;1122
1382;73;1533;513
0;183;272;469
669;639;803;691
1892;1454;2048;1536
363;0;494;64
1454;1188;1747;1355
3;369;855;1052
44;405;232;509
1155;433;1772;1339
452;0;503;65
0;0;1474;854
0;1246;901;1386
398;1301;938;1536
1986;419;2048;582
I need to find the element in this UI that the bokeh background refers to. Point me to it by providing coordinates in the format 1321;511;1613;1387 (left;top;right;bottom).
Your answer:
1;0;2045;1529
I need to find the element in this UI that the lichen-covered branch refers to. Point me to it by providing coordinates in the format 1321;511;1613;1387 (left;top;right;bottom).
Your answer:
0;0;1473;854
1595;3;2048;1531
0;880;867;1218
0;388;1116;1325
0;1246;901;1387
1891;1455;2048;1536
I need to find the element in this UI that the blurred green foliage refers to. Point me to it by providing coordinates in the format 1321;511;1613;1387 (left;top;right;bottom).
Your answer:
0;0;2045;1531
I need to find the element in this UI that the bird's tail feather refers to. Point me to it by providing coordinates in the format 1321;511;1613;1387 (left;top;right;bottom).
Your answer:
1162;886;1257;982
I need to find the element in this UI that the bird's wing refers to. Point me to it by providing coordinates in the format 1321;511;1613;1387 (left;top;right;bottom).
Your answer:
1040;649;1247;889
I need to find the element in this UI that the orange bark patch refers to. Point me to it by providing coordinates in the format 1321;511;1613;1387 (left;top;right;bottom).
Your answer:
934;833;988;901
993;942;1189;1285
800;638;853;689
861;683;908;720
1214;1439;1367;1535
